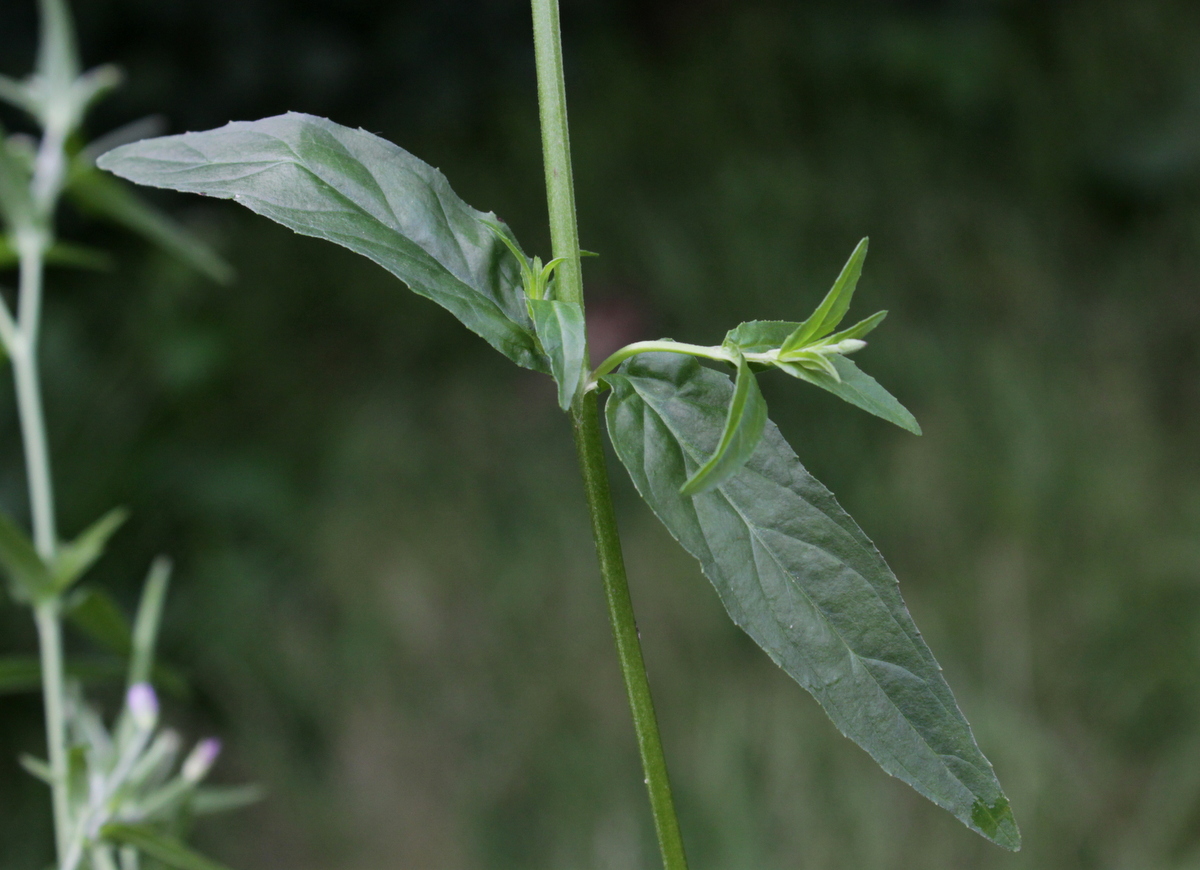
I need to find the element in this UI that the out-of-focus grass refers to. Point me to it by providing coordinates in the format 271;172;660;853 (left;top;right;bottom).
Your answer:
2;1;1200;868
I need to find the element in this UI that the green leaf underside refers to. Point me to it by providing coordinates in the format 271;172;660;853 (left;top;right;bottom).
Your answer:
529;298;586;410
782;237;869;353
101;824;234;870
780;354;921;435
680;353;767;495
603;353;1018;850
96;113;547;373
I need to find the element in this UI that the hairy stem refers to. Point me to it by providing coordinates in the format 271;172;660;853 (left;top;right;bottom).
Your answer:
531;1;690;867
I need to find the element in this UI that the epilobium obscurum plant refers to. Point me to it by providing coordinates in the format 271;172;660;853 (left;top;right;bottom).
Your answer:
1;2;258;869
98;0;1021;866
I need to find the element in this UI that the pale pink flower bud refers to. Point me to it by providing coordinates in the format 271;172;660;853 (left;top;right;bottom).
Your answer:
126;683;159;731
182;737;222;783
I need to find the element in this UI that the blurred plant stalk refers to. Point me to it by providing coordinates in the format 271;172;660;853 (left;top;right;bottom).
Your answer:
1;2;245;867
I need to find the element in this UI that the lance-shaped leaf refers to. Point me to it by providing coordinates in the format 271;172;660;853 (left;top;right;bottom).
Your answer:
0;131;36;233
0;511;53;603
679;353;768;496
101;824;234;870
97;113;548;372
781;237;869;353
190;784;266;816
0;76;36;116
603;353;1018;850
128;556;171;687
66;586;132;653
0;654;126;694
779;354;921;435
35;0;80;103
0;238;114;271
529;298;586;410
826;309;888;345
64;585;190;697
51;507;128;594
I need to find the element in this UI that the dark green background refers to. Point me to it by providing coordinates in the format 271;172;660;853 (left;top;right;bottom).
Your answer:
2;0;1199;867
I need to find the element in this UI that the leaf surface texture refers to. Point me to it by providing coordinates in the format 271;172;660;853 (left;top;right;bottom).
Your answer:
604;353;1017;849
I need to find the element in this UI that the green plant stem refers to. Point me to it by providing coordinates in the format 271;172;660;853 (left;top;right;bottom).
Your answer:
12;239;57;555
571;398;690;869
530;0;582;308
17;140;65;863
590;340;734;385
34;600;69;862
531;1;689;867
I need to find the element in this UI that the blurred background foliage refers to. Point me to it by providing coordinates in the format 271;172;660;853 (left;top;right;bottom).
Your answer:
2;0;1199;867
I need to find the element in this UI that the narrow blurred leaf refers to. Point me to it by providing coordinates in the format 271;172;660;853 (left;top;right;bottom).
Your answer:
0;511;53;603
604;353;1017;849
51;507;128;593
35;0;80;96
19;753;53;784
97;112;549;372
781;237;869;352
128;557;171;687
0;655;42;693
189;784;266;816
69;64;122;115
0;654;126;695
679;354;767;495
101;824;234;870
67;168;233;284
779;355;921;435
66;587;132;654
79;116;168;166
0;76;36;115
64;586;188;697
723;320;801;353
0;132;36;233
40;241;114;270
529;298;587;410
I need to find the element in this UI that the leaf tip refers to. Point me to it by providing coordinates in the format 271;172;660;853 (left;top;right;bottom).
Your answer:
971;796;1021;851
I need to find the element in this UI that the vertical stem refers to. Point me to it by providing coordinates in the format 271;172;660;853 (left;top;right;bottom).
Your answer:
16;227;64;865
530;2;690;867
571;398;690;870
12;247;58;556
530;0;583;309
34;601;69;862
